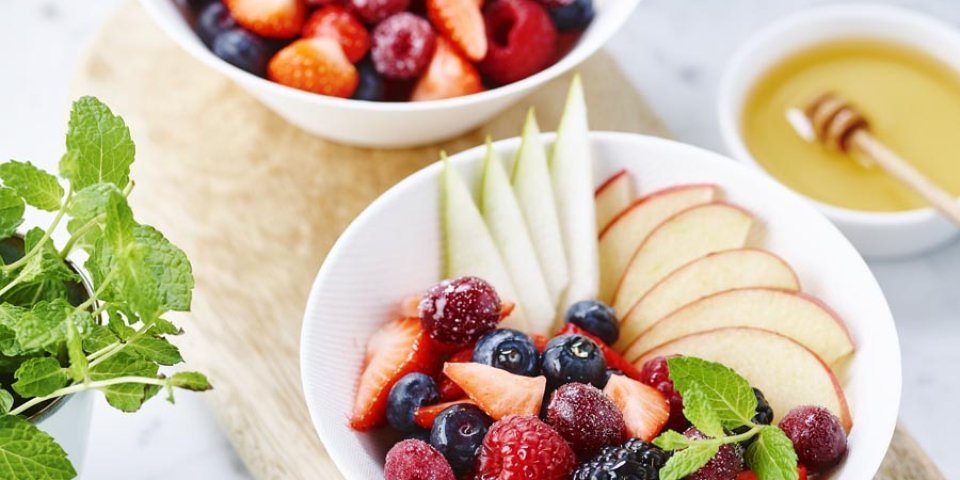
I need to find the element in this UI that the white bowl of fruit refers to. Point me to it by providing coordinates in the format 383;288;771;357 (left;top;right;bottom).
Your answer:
139;0;639;147
300;79;901;479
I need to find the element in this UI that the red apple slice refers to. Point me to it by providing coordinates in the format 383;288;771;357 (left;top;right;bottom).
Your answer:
595;170;635;232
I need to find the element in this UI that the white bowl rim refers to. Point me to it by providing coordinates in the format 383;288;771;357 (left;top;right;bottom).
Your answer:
300;131;901;480
138;0;641;113
717;3;960;226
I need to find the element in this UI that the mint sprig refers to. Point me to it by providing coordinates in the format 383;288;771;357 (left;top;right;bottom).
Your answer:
0;96;211;479
653;357;799;480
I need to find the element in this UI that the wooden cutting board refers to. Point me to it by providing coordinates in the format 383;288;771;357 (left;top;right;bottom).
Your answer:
70;2;943;479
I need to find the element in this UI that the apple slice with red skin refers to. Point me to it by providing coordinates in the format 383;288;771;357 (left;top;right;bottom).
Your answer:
595;170;635;233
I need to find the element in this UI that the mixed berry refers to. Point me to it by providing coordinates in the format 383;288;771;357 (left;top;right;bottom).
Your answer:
184;0;593;101
353;276;852;479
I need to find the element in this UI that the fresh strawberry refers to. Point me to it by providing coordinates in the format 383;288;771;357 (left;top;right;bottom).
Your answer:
559;323;644;380
426;0;487;62
443;362;545;420
414;399;477;428
476;416;576;480
224;0;306;38
349;317;443;431
411;38;484;101
302;5;370;63
603;374;669;441
436;345;474;401
737;465;807;480
531;333;550;352
268;38;359;97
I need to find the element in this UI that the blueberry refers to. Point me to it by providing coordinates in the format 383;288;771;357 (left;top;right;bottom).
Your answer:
353;60;385;101
429;404;492;476
212;29;270;77
541;334;607;389
549;0;595;32
473;329;540;376
565;300;619;345
196;2;237;47
387;373;440;432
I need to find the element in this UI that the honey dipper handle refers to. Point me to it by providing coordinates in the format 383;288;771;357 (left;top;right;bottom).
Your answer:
849;130;960;225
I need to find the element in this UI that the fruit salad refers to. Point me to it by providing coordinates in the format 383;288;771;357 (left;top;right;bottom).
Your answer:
347;80;855;479
181;0;593;101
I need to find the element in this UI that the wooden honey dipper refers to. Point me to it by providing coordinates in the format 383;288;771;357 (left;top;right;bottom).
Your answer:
787;92;960;224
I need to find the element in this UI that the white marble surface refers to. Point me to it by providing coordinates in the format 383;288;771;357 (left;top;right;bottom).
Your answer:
1;0;958;478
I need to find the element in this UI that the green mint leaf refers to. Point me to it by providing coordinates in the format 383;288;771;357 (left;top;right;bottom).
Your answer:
66;183;119;253
128;336;182;366
90;352;159;412
0;324;19;357
106;309;135;341
17;228;79;286
170;371;211;391
0;389;12;414
0;187;25;240
12;357;68;398
60;96;134;190
132;224;193;312
0;415;76;480
65;313;89;382
681;389;725;438
81;324;118;354
658;442;721;480
746;426;799;480
151;318;182;336
14;300;72;354
667;357;758;430
0;161;64;212
653;430;695;451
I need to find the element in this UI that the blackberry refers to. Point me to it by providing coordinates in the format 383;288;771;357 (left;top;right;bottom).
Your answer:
572;438;670;480
732;388;774;439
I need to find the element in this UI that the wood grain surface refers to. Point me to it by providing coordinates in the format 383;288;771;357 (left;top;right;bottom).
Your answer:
70;2;942;479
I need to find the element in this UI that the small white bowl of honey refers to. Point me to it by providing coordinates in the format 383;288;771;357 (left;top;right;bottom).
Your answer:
718;4;960;258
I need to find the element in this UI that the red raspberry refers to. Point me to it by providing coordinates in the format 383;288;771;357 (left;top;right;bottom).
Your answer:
638;356;688;432
479;0;557;85
349;0;411;24
536;0;573;7
302;5;371;63
546;383;625;457
778;406;848;472
419;277;501;348
477;416;576;480
684;428;745;480
371;13;438;80
384;439;456;480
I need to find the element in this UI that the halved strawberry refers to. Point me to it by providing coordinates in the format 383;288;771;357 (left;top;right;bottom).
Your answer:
225;0;306;38
414;399;477;429
443;362;545;420
436;345;475;401
558;324;644;381
411;38;484;101
427;0;487;62
603;374;669;441
302;5;370;63
349;317;443;431
268;38;359;97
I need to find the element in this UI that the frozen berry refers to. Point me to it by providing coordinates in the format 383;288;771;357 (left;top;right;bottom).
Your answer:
387;373;440;432
541;334;606;389
684;427;745;480
212;29;271;76
472;329;540;376
196;2;237;47
476;416;577;480
384;439;456;480
548;0;594;32
778;406;848;472
429;403;492;476
419;277;501;347
371;13;437;80
479;0;558;85
353;59;386;101
546;383;625;457
565;300;619;345
573;438;670;480
302;5;370;63
350;0;411;24
638;356;687;432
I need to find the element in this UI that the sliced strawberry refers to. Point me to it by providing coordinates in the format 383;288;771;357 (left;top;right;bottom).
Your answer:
350;317;443;431
225;0;306;38
443;362;545;420
268;38;359;97
427;0;487;62
558;324;644;381
530;333;549;353
414;399;477;428
401;295;422;318
436;345;474;401
499;302;515;320
411;38;484;101
603;374;669;441
302;5;370;63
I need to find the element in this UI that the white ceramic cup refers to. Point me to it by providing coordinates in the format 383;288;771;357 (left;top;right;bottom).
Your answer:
301;132;901;479
718;4;960;258
138;0;640;148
